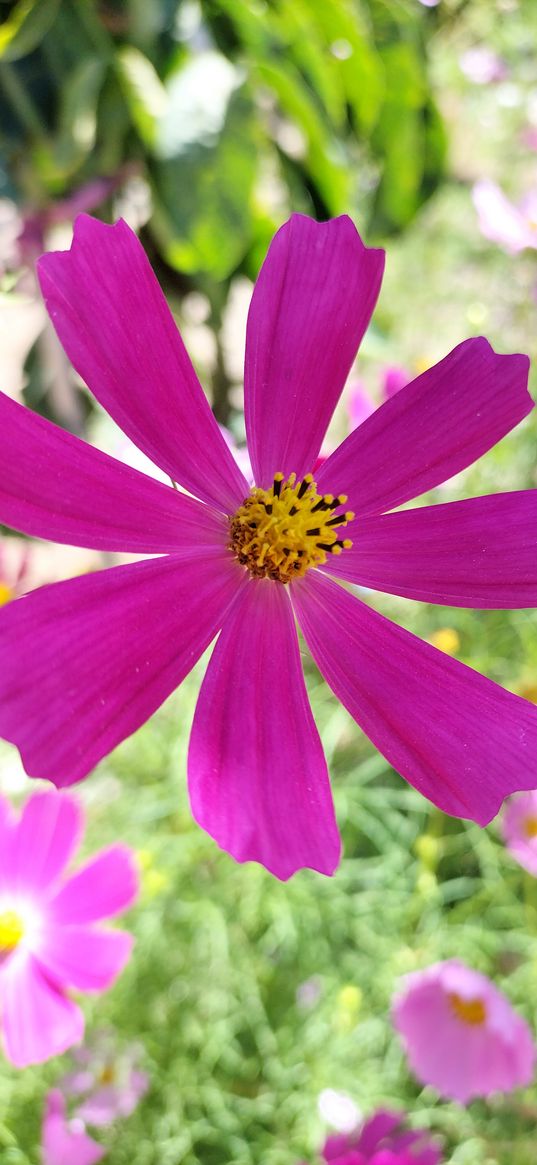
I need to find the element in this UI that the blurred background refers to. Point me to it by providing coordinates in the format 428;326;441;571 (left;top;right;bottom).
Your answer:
2;0;537;1162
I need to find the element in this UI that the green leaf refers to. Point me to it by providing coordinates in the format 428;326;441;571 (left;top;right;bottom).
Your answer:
149;79;258;280
33;57;106;189
255;59;349;215
115;44;167;150
0;0;60;62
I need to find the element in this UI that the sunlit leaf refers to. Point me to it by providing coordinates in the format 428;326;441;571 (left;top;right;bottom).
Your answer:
0;0;59;62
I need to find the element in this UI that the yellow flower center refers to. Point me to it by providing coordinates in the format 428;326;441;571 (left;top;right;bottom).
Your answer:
229;472;354;583
524;815;537;839
0;582;13;607
0;909;24;952
448;992;486;1026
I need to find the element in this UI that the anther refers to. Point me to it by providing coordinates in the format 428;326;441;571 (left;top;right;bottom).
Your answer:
298;475;313;499
273;473;284;497
306;527;321;536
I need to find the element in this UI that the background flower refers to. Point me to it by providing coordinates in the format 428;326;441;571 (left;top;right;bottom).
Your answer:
392;960;536;1102
502;791;537;875
41;1089;105;1165
0;790;138;1066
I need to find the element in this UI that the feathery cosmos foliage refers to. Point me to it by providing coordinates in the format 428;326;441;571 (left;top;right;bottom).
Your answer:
0;214;537;879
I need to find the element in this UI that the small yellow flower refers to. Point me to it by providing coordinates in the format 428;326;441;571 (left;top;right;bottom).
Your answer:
428;627;460;655
0;582;13;607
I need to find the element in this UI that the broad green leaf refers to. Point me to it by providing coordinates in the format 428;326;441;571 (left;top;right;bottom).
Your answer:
255;60;349;215
32;57;106;190
0;0;59;61
149;83;258;280
115;44;167;150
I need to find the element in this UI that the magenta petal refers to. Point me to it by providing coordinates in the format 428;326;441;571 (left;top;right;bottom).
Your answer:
38;215;248;512
0;391;227;552
0;551;245;786
1;952;84;1067
49;845;139;924
188;579;341;880
35;926;133;992
293;572;537;825
244;214;384;487
317;339;532;513
10;791;82;895
42;1090;105;1165
324;491;537;608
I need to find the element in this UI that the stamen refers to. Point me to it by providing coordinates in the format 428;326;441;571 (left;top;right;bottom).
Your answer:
229;471;354;583
298;475;313;499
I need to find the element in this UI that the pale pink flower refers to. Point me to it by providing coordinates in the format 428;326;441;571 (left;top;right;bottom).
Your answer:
473;180;537;254
392;960;536;1103
60;1030;148;1126
459;47;508;85
0;537;31;606
0;790;138;1067
502;790;537;875
348;366;410;431
41;1089;105;1165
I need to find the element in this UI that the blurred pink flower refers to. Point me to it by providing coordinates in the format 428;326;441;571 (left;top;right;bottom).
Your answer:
502;790;537;875
42;1089;105;1165
1;214;537;883
348;366;409;431
60;1030;148;1126
473;180;537;254
459;47;508;85
317;1109;442;1165
0;538;31;605
0;790;138;1067
392;960;536;1102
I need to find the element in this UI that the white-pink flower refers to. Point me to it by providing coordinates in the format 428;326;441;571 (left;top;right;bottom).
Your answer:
502;790;537;875
0;790;138;1067
392;959;536;1103
41;1089;105;1165
473;180;537;254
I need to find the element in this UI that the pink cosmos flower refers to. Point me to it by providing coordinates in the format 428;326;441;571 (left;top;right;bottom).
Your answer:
317;1109;442;1165
392;960;536;1103
42;1089;105;1165
473;180;537;254
348;366;409;430
59;1030;149;1126
0;789;137;1067
0;537;31;606
0;214;537;882
502;790;537;875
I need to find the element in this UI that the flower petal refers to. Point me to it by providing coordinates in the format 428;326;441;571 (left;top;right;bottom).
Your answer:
0;390;227;553
48;845;139;924
188;578;341;880
35;926;133;992
244;214;384;487
324;491;537;608
38;215;248;512
42;1090;106;1165
0;551;245;786
0;952;83;1067
292;571;537;825
10;791;83;896
317;339;532;514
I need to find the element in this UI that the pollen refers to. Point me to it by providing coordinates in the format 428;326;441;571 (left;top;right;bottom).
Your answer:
229;472;354;583
0;908;24;953
524;815;537;839
0;582;13;607
448;991;487;1026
